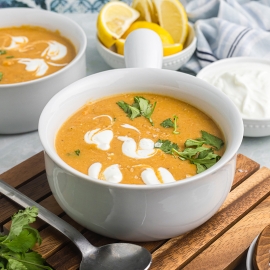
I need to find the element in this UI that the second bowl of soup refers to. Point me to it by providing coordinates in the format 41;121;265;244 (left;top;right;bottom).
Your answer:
0;8;87;134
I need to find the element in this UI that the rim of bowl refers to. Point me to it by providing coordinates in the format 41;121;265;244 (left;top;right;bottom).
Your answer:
196;57;270;122
246;235;258;270
39;68;243;190
0;8;87;88
96;23;197;61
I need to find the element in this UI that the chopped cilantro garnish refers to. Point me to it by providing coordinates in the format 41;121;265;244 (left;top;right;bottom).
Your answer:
160;118;174;128
201;130;224;150
6;55;14;59
154;139;179;154
0;50;6;55
173;146;221;174
155;130;224;174
117;96;156;125
0;72;3;81
74;149;80;156
185;131;224;150
0;207;53;269
160;115;180;134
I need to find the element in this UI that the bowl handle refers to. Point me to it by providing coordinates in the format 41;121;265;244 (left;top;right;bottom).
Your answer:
124;29;163;69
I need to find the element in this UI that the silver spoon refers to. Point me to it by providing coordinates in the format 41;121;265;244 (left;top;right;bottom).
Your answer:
0;179;152;270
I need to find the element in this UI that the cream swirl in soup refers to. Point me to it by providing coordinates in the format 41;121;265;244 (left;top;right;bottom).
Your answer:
55;94;225;185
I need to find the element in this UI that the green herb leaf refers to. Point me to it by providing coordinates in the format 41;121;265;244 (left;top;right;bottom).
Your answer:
0;233;7;242
6;55;14;59
117;96;156;125
160;118;174;128
155;139;179;154
5;229;38;253
134;96;156;125
0;207;53;270
116;101;141;120
74;149;80;156
0;50;6;55
173;146;221;173
0;72;3;81
201;130;224;150
129;105;141;119
5;207;38;242
116;101;129;114
160;115;179;134
184;139;205;148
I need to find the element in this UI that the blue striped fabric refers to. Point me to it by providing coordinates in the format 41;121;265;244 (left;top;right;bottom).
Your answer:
182;0;270;74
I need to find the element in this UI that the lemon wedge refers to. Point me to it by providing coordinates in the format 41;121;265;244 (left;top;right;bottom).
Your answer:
115;38;182;56
121;21;174;45
163;43;183;56
115;39;125;55
97;2;140;48
152;0;189;44
132;0;158;23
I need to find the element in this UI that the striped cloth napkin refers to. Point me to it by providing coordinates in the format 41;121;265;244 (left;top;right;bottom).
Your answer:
181;0;270;75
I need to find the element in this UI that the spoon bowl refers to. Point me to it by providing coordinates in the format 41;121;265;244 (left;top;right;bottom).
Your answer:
0;179;152;270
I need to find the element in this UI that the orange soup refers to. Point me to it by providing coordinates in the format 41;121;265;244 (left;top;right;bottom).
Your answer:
0;26;76;84
55;93;225;185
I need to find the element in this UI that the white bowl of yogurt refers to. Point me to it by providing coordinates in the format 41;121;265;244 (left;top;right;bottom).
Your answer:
197;57;270;137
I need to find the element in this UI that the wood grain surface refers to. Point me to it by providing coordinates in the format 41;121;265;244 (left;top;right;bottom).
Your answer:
253;224;270;270
1;152;269;270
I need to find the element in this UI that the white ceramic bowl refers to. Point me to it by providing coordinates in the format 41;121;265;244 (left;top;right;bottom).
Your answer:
96;23;197;71
246;235;258;270
196;57;270;137
39;30;243;242
0;8;87;134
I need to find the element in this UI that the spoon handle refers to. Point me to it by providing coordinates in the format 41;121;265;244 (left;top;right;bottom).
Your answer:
0;179;96;256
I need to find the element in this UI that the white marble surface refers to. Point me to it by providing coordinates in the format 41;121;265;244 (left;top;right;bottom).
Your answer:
0;13;269;270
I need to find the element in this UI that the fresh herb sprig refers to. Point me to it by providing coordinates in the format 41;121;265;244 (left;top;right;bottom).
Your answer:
173;146;221;173
117;96;157;125
155;130;224;174
185;130;224;150
154;139;179;154
160;115;180;134
0;207;53;270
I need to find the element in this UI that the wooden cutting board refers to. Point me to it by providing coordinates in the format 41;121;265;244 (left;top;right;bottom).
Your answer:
1;152;270;270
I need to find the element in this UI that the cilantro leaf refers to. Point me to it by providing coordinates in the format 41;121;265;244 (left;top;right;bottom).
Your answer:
5;229;38;253
74;149;80;156
0;233;7;242
173;146;221;173
155;139;179;154
116;101;141;120
129;105;141;119
160;118;174;128
5;207;38;242
0;207;53;270
116;101;129;114
134;96;156;125
0;72;3;81
117;96;156;125
201;130;224;150
0;50;6;55
184;139;205;148
160;115;179;134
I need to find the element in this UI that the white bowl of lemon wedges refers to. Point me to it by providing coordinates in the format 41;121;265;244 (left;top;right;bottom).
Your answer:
96;0;197;71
